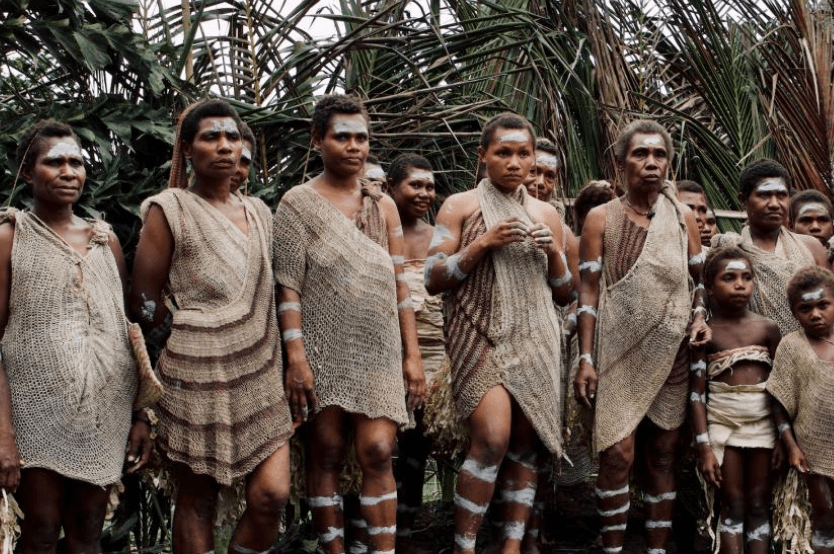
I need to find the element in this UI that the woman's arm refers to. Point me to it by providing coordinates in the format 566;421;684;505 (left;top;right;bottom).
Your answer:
574;206;605;409
0;223;20;492
128;205;174;331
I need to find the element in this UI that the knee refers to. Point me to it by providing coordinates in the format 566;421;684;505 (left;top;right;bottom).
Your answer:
722;497;745;521
747;494;769;520
469;432;510;468
356;436;395;474
248;481;289;518
21;510;61;551
311;434;348;471
601;441;635;476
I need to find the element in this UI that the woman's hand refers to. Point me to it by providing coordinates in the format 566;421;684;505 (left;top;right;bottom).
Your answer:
286;357;318;428
698;447;722;488
574;359;598;409
402;355;427;412
125;419;153;474
0;432;20;492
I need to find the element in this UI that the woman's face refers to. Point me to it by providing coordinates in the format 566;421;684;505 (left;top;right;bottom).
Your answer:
314;113;369;177
622;133;668;190
183;116;242;181
478;126;535;193
390;166;436;220
25;136;86;207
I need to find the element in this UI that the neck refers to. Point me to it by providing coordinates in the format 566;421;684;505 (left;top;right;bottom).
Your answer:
748;224;782;250
321;167;361;191
32;202;74;227
710;303;746;321
399;212;420;229
191;175;232;201
627;186;659;210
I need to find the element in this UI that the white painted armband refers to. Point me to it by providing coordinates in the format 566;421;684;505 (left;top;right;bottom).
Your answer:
690;391;706;404
278;301;301;314
283;329;303;343
397;298;413;310
580;353;594;367
579;257;602;273
549;269;572;288
445;253;468;281
577;305;598;318
391;255;405;266
695;432;709;444
778;422;791;437
690;360;706;375
689;252;706;266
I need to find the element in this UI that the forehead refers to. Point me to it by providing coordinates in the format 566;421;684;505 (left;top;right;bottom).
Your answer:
328;113;368;133
490;126;534;148
752;177;787;194
721;258;749;271
628;133;666;151
536;152;560;170
196;116;239;133
39;136;82;159
678;190;707;206
796;203;830;217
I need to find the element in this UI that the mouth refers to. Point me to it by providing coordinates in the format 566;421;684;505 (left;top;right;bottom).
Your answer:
213;158;235;167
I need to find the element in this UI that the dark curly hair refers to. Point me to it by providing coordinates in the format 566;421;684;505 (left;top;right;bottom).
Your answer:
311;95;369;139
387;153;432;188
738;158;791;201
17;119;80;172
677;180;705;196
479;112;535;149
574;180;618;233
703;246;755;287
787;266;834;310
179;99;242;145
614;119;674;164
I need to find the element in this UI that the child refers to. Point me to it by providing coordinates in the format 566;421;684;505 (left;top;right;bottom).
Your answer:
768;266;834;553
690;246;781;554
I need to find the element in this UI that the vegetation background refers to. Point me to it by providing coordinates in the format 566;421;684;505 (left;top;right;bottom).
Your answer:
0;0;832;550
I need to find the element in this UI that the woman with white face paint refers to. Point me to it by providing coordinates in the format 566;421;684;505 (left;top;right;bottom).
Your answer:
273;95;426;554
130;99;293;554
425;112;571;554
690;247;781;554
0;120;151;552
575;119;709;554
712;159;829;336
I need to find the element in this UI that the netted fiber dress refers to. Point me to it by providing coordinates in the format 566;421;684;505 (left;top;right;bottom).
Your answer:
0;209;137;486
593;185;692;453
141;189;292;486
443;180;563;455
272;183;409;426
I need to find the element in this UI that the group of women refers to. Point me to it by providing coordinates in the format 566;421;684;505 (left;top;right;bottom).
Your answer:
1;93;833;554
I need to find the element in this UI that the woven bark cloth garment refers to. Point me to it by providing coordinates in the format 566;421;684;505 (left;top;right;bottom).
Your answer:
0;209;137;486
705;381;775;466
272;182;409;426
444;179;563;454
712;227;814;336
403;259;447;383
594;184;692;453
707;345;771;379
768;330;834;479
141;189;292;486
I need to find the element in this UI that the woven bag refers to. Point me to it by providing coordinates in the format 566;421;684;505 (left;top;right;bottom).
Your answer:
128;322;162;409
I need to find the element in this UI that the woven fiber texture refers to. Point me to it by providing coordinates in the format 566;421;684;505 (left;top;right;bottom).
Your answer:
707;345;771;379
446;180;564;454
0;209;137;486
141;189;292;486
272;183;408;426
768;330;834;479
594;185;692;453
712;227;813;336
705;381;775;466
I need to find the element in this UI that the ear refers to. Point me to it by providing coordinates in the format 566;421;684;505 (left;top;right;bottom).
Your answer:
738;191;747;210
477;145;485;163
182;140;193;160
21;163;33;184
311;129;322;150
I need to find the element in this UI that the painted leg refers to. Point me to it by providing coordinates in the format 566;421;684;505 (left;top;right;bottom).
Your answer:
596;435;635;554
308;407;349;554
354;414;398;554
642;424;680;554
453;386;512;554
806;474;834;554
717;447;744;554
395;415;430;553
744;449;772;554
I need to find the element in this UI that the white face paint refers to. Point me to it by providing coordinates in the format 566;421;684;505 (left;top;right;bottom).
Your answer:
802;288;825;302
408;169;434;184
209;119;239;134
755;177;788;194
497;131;529;144
46;141;82;159
240;145;252;161
332;118;368;136
365;166;385;180
536;153;559;169
797;203;829;218
641;136;662;146
725;260;748;271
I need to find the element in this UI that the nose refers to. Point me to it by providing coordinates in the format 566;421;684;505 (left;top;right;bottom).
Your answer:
217;135;233;153
507;154;521;170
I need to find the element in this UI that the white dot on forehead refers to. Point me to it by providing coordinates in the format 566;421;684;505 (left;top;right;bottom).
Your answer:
46;141;82;159
802;288;826;302
332;118;368;135
536;153;559;169
755;177;787;193
797;203;829;218
408;169;434;183
724;260;748;271
498;131;529;144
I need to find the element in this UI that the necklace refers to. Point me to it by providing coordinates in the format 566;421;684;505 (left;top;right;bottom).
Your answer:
625;196;650;217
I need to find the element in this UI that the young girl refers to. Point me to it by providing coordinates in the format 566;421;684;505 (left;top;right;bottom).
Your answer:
0;120;151;552
768;266;834;553
690;246;781;553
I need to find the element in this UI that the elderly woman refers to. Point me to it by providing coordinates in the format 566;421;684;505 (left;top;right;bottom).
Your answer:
574;120;708;554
